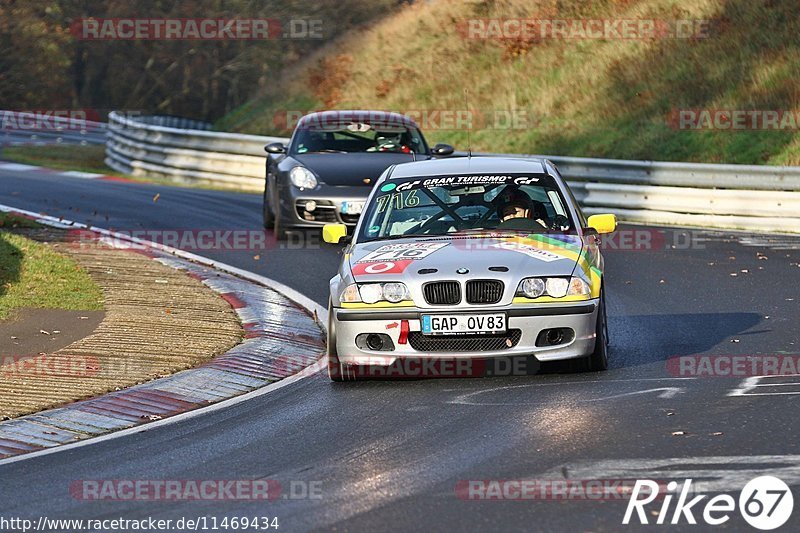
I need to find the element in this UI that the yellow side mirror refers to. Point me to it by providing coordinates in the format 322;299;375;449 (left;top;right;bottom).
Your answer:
322;223;348;244
587;214;617;234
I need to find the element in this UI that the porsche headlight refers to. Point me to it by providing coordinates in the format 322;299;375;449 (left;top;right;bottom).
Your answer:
517;277;590;299
289;166;318;189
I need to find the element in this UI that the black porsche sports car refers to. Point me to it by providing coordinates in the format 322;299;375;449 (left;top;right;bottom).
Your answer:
263;110;454;239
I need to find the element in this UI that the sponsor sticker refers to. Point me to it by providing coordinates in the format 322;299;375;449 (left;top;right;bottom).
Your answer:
395;175;540;192
358;242;449;263
491;241;563;262
352;260;414;276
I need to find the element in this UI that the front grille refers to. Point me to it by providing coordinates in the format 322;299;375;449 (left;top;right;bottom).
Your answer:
295;202;338;223
466;280;504;304
340;213;360;225
408;329;522;352
423;281;461;305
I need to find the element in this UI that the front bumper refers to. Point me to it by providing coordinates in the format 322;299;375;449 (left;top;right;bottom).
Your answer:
279;183;370;229
332;300;599;366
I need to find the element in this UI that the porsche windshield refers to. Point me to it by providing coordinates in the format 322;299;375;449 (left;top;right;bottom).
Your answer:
359;174;575;242
291;121;427;154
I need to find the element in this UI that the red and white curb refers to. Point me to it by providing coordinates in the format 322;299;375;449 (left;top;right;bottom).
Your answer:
0;204;328;463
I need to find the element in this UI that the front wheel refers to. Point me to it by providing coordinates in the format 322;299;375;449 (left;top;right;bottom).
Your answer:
262;183;274;229
570;289;609;373
586;289;609;371
271;187;289;241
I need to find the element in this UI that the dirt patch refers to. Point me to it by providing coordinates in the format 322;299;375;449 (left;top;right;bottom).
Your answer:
0;308;104;358
0;229;244;419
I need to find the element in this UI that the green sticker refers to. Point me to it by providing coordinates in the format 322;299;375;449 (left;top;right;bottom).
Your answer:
380;183;396;192
368;225;380;234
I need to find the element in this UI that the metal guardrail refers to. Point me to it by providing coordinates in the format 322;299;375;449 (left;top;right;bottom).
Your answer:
136;115;213;131
105;112;800;233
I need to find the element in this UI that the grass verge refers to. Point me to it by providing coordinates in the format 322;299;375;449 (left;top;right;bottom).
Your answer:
221;0;800;165
0;217;104;320
1;144;114;174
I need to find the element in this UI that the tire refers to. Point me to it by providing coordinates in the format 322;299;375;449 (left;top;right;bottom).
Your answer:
327;301;356;381
262;182;274;229
273;211;288;241
585;288;609;372
272;187;289;241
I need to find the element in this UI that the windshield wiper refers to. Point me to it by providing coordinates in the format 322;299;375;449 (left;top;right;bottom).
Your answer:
304;149;348;153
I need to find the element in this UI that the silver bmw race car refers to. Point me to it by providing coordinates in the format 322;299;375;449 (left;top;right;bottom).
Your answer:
322;156;617;381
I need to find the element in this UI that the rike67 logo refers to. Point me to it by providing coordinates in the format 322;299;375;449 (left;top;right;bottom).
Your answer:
624;476;794;530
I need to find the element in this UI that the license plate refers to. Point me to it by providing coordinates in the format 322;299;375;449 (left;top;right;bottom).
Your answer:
341;201;365;215
421;313;507;335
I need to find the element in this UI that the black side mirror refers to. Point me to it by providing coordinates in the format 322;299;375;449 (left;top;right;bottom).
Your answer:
431;143;454;156
265;142;286;154
550;214;571;231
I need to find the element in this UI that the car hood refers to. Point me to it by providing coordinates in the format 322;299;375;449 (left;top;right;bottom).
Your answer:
348;234;586;283
292;153;421;187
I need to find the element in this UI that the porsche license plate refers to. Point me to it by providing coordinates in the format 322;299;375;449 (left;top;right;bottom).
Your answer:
421;313;507;335
341;201;365;215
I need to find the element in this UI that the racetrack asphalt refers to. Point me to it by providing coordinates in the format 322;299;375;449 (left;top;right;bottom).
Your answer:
1;166;799;531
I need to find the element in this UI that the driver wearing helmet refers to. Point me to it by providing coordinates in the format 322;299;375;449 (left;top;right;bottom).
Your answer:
495;188;548;230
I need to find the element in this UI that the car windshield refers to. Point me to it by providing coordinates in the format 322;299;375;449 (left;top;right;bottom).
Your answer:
358;173;574;242
291;120;427;154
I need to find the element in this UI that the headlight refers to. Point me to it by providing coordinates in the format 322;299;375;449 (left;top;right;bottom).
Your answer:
382;282;410;303
546;278;569;298
340;284;362;303
517;277;590;299
359;283;384;304
520;278;546;298
339;282;411;304
568;277;590;296
289;166;318;189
